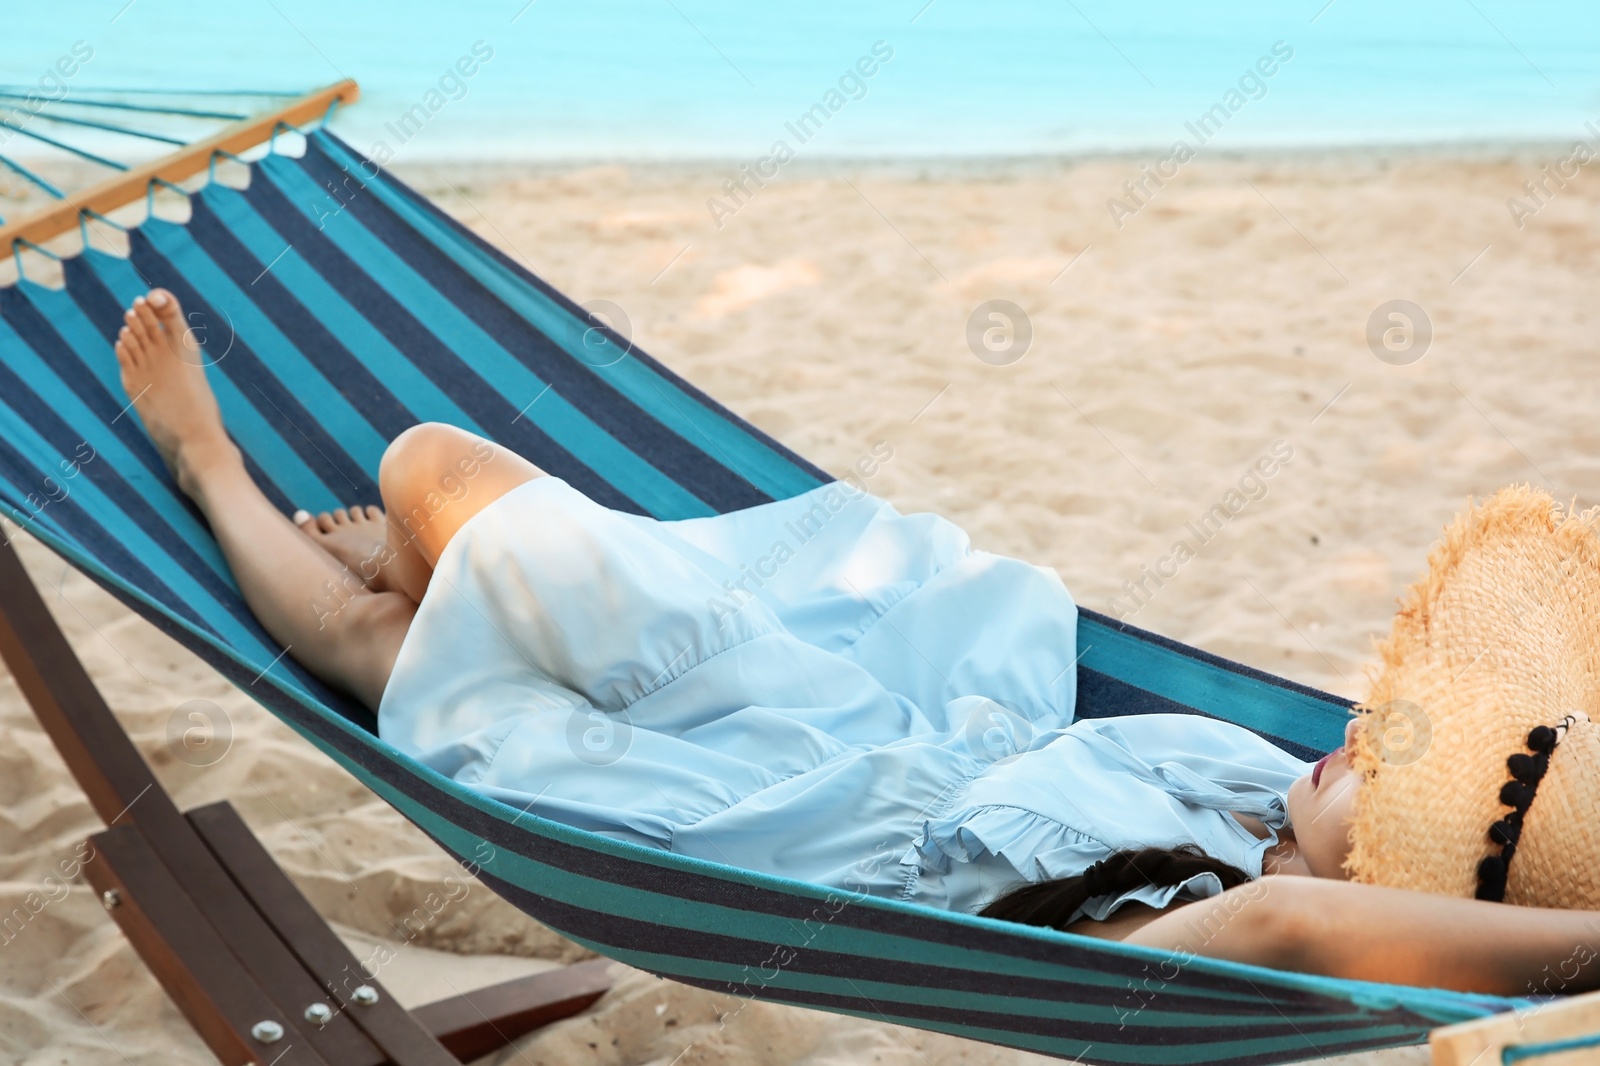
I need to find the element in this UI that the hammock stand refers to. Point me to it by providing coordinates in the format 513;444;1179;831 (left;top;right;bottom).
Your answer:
0;81;1595;1066
0;534;611;1065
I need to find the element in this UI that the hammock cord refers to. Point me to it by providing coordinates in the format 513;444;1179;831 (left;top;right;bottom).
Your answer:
8;236;61;283
0;90;246;122
0;154;66;199
0;119;129;170
23;110;187;146
0;85;295;98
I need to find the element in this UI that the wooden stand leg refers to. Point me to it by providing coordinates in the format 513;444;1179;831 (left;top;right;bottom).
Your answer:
0;536;383;1065
189;801;614;1062
412;959;615;1062
86;823;332;1066
1432;990;1600;1065
187;802;459;1066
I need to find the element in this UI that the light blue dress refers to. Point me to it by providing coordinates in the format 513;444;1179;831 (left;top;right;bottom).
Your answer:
379;477;1311;923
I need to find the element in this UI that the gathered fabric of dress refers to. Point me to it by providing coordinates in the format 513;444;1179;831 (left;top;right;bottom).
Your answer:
380;476;1311;924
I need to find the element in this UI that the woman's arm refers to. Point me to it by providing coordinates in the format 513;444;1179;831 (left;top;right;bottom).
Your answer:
1119;875;1600;995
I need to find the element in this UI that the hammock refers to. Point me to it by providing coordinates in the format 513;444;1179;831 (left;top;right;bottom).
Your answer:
0;126;1531;1066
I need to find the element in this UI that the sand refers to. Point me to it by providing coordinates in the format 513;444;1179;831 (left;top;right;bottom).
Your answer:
4;145;1597;1064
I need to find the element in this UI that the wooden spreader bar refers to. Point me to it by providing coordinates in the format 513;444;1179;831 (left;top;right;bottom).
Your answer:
0;80;360;252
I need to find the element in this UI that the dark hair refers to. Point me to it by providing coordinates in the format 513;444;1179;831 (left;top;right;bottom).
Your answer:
977;844;1250;931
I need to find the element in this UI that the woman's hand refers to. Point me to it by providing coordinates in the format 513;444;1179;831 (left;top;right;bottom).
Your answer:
1119;875;1600;996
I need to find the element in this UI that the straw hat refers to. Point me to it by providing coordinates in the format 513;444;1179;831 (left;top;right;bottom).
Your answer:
1346;484;1600;909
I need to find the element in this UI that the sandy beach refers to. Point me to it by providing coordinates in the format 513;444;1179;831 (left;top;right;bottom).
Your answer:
3;146;1597;1064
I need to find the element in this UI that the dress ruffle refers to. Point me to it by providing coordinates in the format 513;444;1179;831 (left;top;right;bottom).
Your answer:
912;802;1238;921
904;715;1306;918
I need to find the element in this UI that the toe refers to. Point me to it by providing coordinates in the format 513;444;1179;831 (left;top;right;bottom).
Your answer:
124;307;151;347
332;508;351;525
292;509;314;530
364;505;383;522
147;288;183;331
133;298;164;342
314;512;336;533
115;326;136;364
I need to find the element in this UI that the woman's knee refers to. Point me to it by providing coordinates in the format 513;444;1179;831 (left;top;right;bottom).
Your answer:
380;424;493;534
381;423;483;489
379;422;544;562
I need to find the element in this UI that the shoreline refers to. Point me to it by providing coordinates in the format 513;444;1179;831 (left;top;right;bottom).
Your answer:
4;135;1597;175
387;136;1600;168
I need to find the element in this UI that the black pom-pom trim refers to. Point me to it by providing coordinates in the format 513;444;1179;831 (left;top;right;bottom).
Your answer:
1507;752;1540;783
1527;725;1558;754
1488;816;1521;847
1475;854;1508;901
1474;716;1575;903
1499;780;1534;808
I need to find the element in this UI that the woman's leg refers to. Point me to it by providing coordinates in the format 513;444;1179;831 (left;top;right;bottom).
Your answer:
115;289;415;710
117;289;550;709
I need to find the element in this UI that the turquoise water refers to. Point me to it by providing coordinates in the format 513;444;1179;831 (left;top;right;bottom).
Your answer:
5;0;1600;160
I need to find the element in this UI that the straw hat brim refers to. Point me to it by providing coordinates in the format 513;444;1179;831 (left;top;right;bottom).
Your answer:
1347;484;1600;910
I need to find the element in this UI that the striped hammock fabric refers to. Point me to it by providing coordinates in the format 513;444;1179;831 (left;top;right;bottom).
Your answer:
0;129;1531;1065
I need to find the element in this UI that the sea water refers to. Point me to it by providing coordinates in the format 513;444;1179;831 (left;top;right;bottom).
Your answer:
3;0;1600;162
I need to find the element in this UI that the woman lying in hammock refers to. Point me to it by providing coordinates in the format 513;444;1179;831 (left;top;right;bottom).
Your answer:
112;288;1600;998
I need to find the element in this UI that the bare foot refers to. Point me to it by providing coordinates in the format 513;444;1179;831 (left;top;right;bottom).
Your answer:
294;506;400;593
113;289;239;496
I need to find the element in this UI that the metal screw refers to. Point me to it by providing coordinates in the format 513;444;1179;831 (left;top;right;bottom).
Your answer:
250;1020;284;1044
303;1003;333;1026
350;985;380;1006
100;889;120;910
